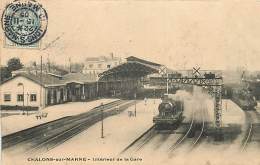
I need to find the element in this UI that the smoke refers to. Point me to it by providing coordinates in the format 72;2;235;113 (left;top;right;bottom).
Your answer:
168;86;214;123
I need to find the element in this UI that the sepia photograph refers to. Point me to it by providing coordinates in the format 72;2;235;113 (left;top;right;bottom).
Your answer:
1;0;260;164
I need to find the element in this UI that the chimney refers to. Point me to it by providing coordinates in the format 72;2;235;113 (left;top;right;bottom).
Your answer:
110;52;114;59
32;61;37;75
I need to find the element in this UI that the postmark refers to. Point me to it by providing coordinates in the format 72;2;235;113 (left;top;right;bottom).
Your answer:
1;0;48;46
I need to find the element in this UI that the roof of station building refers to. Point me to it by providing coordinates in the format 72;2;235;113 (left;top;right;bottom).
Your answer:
0;72;97;87
62;72;97;83
0;73;63;86
99;56;161;81
126;56;161;67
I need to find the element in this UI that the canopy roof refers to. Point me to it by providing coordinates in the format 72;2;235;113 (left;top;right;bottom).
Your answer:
99;57;160;81
126;56;161;67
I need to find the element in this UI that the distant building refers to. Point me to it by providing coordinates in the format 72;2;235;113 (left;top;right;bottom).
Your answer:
83;53;123;76
12;64;69;78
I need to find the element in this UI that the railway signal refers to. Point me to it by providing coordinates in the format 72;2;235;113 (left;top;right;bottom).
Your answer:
193;67;201;77
159;66;167;75
159;66;169;94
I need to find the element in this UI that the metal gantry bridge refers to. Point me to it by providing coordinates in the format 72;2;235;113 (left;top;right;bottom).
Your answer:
155;67;224;129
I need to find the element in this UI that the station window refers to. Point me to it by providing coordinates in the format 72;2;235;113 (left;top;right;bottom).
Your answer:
4;94;11;102
17;94;24;102
30;94;37;102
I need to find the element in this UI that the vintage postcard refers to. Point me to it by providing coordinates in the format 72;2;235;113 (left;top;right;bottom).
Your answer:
1;0;260;165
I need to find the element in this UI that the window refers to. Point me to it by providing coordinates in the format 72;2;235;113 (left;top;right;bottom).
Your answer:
4;94;11;102
98;64;102;68
30;94;37;102
107;64;111;69
17;94;24;102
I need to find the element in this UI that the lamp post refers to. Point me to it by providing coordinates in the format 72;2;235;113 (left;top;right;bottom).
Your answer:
153;88;156;104
96;80;99;98
225;100;228;112
27;92;29;115
17;83;25;115
134;93;137;117
101;103;104;138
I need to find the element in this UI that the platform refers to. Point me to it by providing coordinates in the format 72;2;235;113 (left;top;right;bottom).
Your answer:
1;99;119;136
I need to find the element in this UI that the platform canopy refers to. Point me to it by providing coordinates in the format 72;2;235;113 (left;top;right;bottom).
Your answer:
99;56;161;81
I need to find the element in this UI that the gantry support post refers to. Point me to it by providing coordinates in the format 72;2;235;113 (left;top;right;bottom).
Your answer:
214;85;222;128
214;85;224;141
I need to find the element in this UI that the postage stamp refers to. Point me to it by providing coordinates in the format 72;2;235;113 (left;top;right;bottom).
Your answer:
1;0;48;47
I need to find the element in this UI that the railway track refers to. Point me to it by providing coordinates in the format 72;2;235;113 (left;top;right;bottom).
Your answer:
168;110;195;152
241;111;253;151
168;108;206;155
3;100;136;155
120;125;156;154
190;108;206;150
241;110;260;151
120;108;208;156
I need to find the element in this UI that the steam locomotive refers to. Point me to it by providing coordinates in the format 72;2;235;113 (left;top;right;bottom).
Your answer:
223;85;257;110
232;88;257;110
153;95;184;130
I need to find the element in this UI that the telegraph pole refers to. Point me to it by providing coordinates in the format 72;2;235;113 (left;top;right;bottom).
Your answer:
101;103;104;138
166;73;169;94
69;57;71;73
40;55;43;111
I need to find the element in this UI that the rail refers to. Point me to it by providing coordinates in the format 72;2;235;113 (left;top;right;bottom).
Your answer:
241;123;253;152
190;108;206;150
240;110;260;152
168;109;195;152
120;125;156;154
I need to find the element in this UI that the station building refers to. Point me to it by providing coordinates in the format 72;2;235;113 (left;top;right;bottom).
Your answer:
0;72;97;110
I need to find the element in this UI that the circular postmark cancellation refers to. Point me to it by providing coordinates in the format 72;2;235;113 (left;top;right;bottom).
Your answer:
1;0;48;45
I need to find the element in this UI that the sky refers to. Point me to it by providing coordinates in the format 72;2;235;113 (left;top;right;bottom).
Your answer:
1;0;260;70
